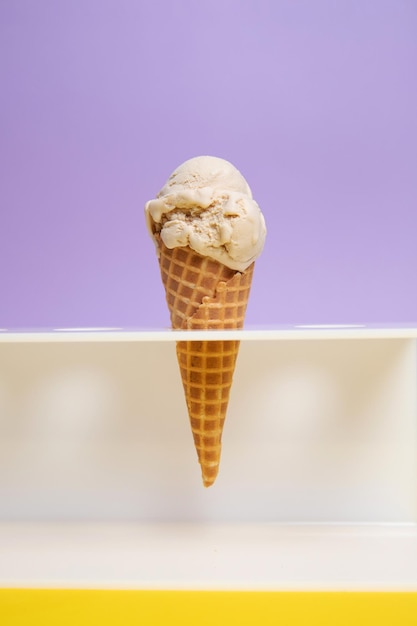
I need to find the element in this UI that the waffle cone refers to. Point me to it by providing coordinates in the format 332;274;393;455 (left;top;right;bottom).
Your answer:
157;241;254;486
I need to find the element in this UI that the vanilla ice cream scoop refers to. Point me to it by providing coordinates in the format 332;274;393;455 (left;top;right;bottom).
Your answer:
145;156;266;271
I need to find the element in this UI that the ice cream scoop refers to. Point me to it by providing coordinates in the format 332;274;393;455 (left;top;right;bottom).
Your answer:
145;156;266;272
145;156;266;486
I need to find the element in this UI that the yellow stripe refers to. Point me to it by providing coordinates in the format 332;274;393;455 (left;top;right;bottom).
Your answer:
1;590;416;626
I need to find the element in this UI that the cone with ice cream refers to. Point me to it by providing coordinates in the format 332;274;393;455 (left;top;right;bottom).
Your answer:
145;156;266;486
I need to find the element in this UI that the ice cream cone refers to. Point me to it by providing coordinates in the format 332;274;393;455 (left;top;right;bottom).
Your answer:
158;240;254;486
145;155;266;487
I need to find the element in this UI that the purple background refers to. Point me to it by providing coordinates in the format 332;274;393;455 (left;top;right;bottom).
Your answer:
1;0;416;329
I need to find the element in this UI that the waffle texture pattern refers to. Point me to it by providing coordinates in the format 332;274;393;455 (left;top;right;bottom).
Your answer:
158;242;253;486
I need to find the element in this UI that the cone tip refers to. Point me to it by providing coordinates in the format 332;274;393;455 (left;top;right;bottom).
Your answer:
201;466;219;488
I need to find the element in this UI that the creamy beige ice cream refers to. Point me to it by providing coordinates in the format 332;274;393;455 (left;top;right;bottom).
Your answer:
145;156;266;272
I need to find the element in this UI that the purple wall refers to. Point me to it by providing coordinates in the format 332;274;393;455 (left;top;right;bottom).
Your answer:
1;1;416;329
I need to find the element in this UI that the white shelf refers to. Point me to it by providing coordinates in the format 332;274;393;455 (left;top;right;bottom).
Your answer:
1;324;417;342
1;326;416;590
1;522;416;591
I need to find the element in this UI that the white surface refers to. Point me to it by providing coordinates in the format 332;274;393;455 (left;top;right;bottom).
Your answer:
0;522;416;591
0;338;416;523
1;325;417;342
1;329;417;591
